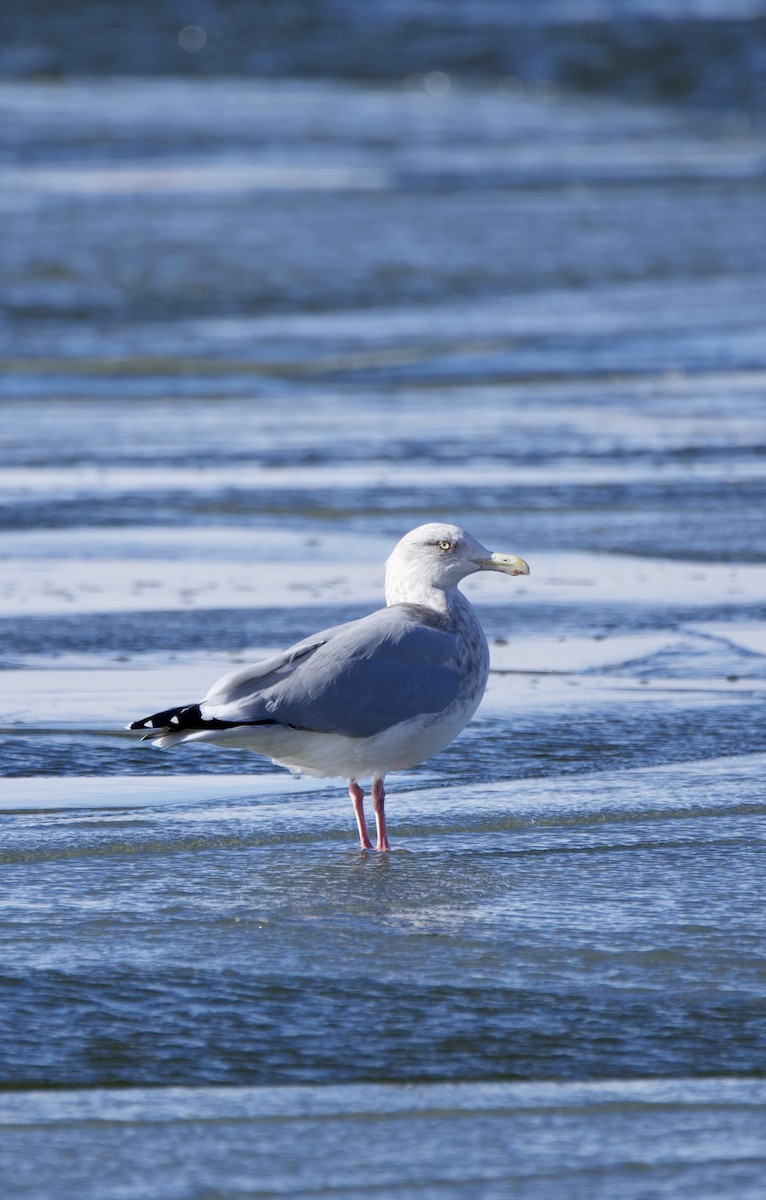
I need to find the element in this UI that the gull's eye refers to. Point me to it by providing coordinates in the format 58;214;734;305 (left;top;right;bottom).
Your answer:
437;539;453;552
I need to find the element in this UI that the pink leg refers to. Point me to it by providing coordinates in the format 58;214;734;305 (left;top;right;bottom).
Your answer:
372;778;390;851
349;779;372;850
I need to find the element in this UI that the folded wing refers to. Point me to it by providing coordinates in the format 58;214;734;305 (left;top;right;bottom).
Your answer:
201;604;461;739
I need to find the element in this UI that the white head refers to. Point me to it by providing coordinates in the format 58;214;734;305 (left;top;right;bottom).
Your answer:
385;522;529;606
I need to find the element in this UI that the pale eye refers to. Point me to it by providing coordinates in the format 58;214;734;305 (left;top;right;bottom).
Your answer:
437;539;453;552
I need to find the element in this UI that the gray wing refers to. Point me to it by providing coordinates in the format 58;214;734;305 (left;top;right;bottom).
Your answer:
201;605;462;738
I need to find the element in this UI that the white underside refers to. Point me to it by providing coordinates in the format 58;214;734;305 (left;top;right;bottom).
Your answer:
151;696;482;781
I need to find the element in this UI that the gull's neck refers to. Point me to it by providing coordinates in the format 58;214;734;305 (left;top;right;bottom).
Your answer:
385;566;474;624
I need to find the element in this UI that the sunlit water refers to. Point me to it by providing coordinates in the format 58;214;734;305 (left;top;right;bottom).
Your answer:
2;58;766;1200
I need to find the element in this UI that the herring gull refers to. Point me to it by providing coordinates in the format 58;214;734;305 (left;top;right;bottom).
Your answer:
128;523;529;850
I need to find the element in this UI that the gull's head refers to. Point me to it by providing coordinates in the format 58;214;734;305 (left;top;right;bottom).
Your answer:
385;523;529;605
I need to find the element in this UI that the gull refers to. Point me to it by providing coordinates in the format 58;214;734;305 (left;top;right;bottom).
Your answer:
128;523;529;850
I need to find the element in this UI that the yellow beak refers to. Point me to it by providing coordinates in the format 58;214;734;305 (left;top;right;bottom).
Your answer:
476;552;530;577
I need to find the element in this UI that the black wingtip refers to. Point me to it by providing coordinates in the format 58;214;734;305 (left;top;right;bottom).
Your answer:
127;704;200;735
127;704;282;739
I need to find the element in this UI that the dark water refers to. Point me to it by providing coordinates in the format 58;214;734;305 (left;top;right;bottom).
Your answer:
2;8;766;1197
5;0;766;115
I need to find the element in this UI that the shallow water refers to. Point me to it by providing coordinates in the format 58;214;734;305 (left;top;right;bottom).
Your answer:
2;61;766;1200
